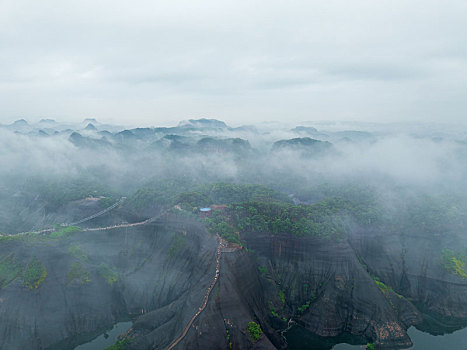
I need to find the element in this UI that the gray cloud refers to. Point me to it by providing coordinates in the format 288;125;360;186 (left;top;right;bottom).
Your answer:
0;0;466;125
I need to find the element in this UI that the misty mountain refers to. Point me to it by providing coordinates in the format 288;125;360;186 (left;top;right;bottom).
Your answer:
2;1;466;348
84;123;98;131
38;119;58;128
3;119;33;133
69;132;112;149
196;137;252;155
0;119;466;350
272;137;334;157
178;118;229;130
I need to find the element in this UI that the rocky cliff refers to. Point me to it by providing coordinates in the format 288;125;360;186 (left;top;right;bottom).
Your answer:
0;215;217;350
0;211;466;349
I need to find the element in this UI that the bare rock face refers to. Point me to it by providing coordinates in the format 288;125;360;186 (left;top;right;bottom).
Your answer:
348;227;467;320
0;217;218;350
1;214;466;350
241;233;421;349
130;230;425;349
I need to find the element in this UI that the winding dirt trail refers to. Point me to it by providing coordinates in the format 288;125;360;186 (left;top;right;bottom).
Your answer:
165;236;224;350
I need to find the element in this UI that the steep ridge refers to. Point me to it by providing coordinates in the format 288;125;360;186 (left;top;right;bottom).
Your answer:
0;215;217;350
128;231;423;349
166;236;223;350
241;233;420;349
348;227;467;320
1;212;466;349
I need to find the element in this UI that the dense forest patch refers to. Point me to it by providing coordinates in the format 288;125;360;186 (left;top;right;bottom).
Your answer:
204;197;380;241
126;181;292;213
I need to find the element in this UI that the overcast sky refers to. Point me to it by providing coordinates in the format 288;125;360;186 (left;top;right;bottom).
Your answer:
1;0;466;126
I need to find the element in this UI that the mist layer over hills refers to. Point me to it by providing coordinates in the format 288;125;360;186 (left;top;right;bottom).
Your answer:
1;118;465;190
0;118;466;349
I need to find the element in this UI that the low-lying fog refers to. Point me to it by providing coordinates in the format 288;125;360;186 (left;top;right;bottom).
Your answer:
0;119;465;195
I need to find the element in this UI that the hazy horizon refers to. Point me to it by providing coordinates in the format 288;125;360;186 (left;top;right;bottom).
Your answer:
1;116;466;132
1;3;466;348
1;0;466;126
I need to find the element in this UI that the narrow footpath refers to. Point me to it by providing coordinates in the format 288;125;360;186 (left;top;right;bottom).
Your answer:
1;210;164;237
165;236;225;350
81;216;154;232
2;202;227;350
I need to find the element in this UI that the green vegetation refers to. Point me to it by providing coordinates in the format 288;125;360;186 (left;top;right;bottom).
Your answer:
129;182;393;243
385;194;467;237
98;196;118;209
128;187;170;210
366;343;375;350
374;278;393;294
205;197;372;240
103;338;133;350
442;249;467;279
372;277;402;300
0;226;80;243
98;263;118;285
126;178;196;211
204;216;242;245
197;183;292;205
26;177;117;212
23;257;47;289
0;254;23;288
0;235;14;243
67;262;91;284
0;232;48;243
175;191;211;210
297;301;311;313
258;265;267;275
128;181;291;212
269;301;280;318
68;244;88;261
278;290;285;304
50;226;81;239
297;186;467;239
168;235;186;259
226;329;232;349
372;276;395;294
247;321;262;342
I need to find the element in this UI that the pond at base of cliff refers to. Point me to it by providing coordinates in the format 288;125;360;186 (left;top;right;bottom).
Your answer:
285;324;467;350
73;321;132;350
407;326;467;350
285;325;366;349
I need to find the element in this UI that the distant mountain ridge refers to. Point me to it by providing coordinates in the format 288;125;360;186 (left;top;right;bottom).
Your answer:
178;118;228;129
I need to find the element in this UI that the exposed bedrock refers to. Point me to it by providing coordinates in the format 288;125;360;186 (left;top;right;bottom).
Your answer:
0;218;217;350
1;219;466;349
243;233;421;349
348;228;467;320
138;231;427;349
